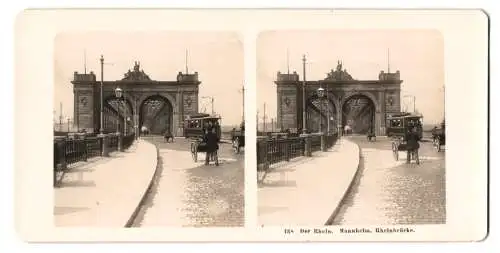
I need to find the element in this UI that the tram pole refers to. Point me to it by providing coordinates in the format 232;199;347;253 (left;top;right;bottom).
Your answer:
99;55;104;135
302;54;307;134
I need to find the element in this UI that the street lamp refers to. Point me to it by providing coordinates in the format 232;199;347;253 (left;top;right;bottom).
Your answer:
302;54;307;134
115;87;123;132
115;87;123;151
317;87;325;134
99;55;104;135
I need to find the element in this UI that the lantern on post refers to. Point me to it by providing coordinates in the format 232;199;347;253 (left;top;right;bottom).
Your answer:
114;87;123;134
317;87;325;133
114;87;124;151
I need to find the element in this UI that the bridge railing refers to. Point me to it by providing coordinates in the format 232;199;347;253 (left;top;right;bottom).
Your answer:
54;133;136;186
256;133;339;172
310;134;322;152
257;136;305;171
107;134;119;152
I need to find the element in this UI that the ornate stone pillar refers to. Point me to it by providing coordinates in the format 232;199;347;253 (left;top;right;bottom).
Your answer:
194;90;199;113
375;112;381;136
177;89;184;136
379;90;386;135
277;89;282;130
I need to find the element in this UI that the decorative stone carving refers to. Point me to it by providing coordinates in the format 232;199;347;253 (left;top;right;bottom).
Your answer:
387;95;394;106
80;97;88;107
324;61;354;81
285;97;291;107
122;61;151;81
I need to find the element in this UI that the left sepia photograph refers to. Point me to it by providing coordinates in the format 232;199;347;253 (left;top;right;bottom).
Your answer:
53;31;245;227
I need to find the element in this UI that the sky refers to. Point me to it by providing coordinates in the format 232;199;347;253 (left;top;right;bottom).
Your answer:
256;29;445;125
54;31;244;126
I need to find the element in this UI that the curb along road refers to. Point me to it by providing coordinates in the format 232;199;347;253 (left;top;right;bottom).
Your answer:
325;141;362;225
125;142;160;227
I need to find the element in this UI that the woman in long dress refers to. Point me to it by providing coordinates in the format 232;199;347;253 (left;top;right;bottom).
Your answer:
344;125;352;136
140;126;149;136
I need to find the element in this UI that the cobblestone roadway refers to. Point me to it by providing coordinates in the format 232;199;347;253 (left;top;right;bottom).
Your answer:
133;137;244;227
331;136;446;225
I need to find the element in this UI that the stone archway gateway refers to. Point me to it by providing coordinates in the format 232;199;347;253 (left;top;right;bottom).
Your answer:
275;60;402;136
341;94;376;134
72;60;200;136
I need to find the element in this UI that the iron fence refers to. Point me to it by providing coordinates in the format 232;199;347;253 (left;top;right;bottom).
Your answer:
310;134;322;152
257;136;305;171
54;133;136;179
256;133;339;172
108;135;119;151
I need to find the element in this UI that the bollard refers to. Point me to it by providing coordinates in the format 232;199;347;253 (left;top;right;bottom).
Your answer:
99;134;110;157
301;134;312;157
117;133;123;152
78;134;88;162
82;139;88;162
321;134;327;152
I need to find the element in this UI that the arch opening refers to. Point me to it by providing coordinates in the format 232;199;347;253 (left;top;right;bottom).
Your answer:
341;94;376;134
139;95;173;135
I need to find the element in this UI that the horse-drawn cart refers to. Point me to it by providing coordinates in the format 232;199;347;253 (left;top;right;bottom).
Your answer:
431;120;446;152
387;113;423;163
184;114;222;165
231;121;245;154
190;137;219;165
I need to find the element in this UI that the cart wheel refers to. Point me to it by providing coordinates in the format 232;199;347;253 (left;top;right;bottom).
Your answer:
392;143;399;161
233;138;240;154
191;143;198;162
435;139;442;152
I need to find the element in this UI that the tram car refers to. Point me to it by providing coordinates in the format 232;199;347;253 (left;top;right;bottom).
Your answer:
183;113;222;141
386;113;423;162
431;120;446;152
183;113;222;164
230;121;245;154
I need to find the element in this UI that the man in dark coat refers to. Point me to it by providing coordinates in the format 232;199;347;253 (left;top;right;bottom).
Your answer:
406;125;420;164
204;127;219;166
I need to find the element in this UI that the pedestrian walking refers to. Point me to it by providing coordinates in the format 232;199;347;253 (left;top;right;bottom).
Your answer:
406;125;420;164
204;127;219;166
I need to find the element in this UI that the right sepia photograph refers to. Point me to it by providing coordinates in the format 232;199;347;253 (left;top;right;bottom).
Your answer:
256;30;445;227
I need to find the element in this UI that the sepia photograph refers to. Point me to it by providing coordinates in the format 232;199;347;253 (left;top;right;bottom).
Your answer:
257;30;446;227
52;31;245;227
14;9;487;242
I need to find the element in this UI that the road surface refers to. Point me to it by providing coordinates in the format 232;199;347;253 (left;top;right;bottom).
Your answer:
331;136;446;225
132;136;245;227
